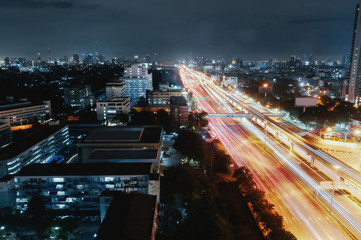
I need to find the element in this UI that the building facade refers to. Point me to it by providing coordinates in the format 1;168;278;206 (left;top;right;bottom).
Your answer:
345;3;361;105
0;101;51;125
0;125;70;177
147;89;188;107
170;96;188;126
96;98;130;121
106;82;126;101
222;76;238;88
64;85;92;108
122;78;152;106
122;63;153;105
11;163;159;211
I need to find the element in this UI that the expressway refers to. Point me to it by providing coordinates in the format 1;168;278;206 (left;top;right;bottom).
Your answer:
179;66;360;239
207;80;361;201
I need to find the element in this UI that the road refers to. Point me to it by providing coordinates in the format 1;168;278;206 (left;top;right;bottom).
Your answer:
179;66;357;239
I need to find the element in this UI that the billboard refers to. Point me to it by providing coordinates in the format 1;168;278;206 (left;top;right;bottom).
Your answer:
295;97;317;107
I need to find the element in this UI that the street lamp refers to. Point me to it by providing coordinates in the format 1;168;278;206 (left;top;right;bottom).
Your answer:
330;165;340;212
263;83;269;98
264;120;268;149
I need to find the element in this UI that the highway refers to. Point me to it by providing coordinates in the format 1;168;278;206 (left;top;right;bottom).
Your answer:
179;66;360;239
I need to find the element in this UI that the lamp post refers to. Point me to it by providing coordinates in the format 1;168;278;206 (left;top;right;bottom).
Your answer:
344;131;349;142
330;165;340;212
263;83;268;98
264;120;268;149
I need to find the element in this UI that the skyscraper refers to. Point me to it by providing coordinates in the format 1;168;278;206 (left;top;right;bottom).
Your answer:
345;3;361;105
71;54;80;64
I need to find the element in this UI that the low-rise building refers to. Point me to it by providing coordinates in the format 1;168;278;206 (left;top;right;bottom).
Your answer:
12;163;159;211
106;82;126;101
0;101;51;125
222;76;238;88
96;98;130;121
77;126;163;162
85;148;161;172
0;125;70;177
170;96;188;126
147;89;188;107
64;85;92;108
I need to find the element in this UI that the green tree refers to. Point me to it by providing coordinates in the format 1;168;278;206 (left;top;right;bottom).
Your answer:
112;112;129;126
26;196;45;216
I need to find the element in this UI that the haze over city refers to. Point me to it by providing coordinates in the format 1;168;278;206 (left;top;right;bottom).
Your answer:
2;1;361;240
0;0;358;60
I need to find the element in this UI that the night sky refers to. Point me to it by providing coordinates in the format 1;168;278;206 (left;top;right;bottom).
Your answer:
0;0;358;60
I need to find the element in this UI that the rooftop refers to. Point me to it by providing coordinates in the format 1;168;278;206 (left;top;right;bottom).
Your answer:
0;124;66;160
97;192;156;240
83;126;162;144
170;96;188;106
16;163;153;177
87;149;159;163
0;101;31;111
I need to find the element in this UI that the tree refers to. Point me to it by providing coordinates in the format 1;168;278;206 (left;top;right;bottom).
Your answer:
300;112;314;130
173;130;210;166
112;113;129;126
26;196;45;216
135;96;150;111
130;110;156;125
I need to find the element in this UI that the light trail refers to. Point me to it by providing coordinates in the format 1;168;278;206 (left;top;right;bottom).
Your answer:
179;66;359;239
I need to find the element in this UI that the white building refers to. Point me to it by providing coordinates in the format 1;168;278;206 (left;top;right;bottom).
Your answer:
106;82;126;101
0;101;51;124
222;76;238;88
96;98;130;121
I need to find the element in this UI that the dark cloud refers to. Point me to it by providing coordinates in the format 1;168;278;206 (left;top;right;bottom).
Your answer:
0;0;358;60
290;17;349;25
0;0;100;9
1;0;74;8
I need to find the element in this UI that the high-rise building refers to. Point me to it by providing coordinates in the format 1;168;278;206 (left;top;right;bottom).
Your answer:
345;3;361;105
71;54;80;64
4;57;10;66
122;63;153;105
36;53;41;62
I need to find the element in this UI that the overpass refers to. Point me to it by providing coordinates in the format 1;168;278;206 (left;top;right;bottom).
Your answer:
204;79;361;200
205;113;252;118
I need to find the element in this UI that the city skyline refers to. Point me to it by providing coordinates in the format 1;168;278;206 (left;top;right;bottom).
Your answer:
0;0;358;60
